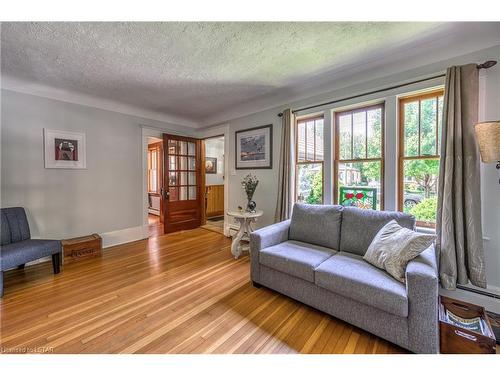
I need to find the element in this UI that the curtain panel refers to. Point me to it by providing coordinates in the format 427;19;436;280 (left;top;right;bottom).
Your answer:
436;64;486;289
275;109;294;222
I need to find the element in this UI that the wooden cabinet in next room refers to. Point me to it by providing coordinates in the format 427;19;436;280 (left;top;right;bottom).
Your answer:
205;185;224;218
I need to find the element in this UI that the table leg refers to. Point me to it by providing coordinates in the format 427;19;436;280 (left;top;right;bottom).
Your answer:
248;219;255;233
231;218;245;259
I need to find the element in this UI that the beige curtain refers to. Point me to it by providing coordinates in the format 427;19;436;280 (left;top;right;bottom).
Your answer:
436;64;486;289
275;109;294;222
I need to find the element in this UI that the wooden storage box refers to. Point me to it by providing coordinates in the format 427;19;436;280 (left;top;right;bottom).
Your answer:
62;234;102;263
439;296;496;354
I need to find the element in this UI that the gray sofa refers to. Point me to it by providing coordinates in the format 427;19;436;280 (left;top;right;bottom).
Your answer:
250;203;439;354
1;207;62;297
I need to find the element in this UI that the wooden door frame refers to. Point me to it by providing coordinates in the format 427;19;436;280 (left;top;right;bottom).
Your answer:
147;141;163;223
142;127;166;238
200;134;225;227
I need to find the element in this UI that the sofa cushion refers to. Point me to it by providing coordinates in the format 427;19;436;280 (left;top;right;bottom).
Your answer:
315;252;408;317
289;203;343;250
1;207;31;244
259;240;335;283
339;207;415;256
1;210;11;245
0;239;61;270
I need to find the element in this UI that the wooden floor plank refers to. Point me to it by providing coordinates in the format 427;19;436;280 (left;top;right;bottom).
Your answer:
0;228;410;354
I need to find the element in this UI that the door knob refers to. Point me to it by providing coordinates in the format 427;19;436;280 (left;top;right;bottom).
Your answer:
161;189;170;200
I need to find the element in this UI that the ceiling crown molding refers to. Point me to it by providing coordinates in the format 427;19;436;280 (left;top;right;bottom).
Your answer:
1;75;200;128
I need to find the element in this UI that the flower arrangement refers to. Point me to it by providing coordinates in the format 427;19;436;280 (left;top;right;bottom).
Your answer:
241;173;259;212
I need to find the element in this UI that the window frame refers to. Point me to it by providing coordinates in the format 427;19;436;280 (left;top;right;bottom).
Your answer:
398;88;444;228
148;141;162;194
294;114;325;204
333;103;385;210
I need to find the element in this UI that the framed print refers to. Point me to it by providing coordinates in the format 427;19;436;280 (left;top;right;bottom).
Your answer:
205;157;217;174
235;124;273;169
44;129;86;169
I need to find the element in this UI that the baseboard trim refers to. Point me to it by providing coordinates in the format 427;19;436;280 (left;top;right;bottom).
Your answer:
456;284;500;299
20;226;147;268
101;225;149;248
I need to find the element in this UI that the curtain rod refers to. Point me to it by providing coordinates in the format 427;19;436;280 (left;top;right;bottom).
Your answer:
277;60;497;117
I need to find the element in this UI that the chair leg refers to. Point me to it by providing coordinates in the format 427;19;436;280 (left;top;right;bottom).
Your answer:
17;264;25;270
52;253;61;274
0;271;4;298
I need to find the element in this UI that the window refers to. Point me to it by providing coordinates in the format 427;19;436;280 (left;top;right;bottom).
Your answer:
295;116;324;204
148;143;161;193
334;103;384;210
398;89;444;227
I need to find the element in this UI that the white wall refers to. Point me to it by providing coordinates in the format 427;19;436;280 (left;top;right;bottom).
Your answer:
479;56;500;293
207;45;500;296
1;90;193;246
205;136;225;186
224;110;282;228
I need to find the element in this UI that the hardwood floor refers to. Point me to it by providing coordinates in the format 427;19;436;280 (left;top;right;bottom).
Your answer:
2;228;412;354
201;216;224;235
148;214;163;237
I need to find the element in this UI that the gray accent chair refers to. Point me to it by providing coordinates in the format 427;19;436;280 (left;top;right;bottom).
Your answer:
1;207;62;297
250;203;439;353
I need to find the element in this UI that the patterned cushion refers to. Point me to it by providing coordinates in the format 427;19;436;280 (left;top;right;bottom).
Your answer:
340;207;415;256
363;220;436;283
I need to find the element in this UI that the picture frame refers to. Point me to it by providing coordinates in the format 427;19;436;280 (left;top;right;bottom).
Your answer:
44;129;86;169
235;124;273;169
205;157;217;174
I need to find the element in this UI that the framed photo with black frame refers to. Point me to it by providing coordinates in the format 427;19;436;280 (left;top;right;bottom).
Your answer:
235;124;272;170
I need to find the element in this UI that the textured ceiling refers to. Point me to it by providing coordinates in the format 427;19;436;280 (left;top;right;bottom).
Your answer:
2;22;500;127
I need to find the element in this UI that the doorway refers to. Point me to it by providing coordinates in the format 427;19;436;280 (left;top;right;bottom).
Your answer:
201;135;225;234
147;136;164;237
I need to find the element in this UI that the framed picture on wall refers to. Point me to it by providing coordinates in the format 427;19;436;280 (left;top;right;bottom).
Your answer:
235;124;272;169
205;157;217;174
44;129;86;169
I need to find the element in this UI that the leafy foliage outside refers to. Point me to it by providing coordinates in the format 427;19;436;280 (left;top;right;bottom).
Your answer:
410;196;438;222
404;159;439;198
306;168;322;204
297;164;322;205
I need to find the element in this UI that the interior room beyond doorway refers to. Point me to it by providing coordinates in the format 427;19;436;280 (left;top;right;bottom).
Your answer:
202;135;225;234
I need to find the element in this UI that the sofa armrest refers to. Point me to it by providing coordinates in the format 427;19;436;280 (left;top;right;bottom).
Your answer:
405;244;439;353
249;220;290;283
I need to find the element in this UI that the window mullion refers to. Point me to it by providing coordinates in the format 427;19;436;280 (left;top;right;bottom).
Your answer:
418;100;421;156
350;112;354;159
435;96;439;155
365;110;368;159
313;120;317;162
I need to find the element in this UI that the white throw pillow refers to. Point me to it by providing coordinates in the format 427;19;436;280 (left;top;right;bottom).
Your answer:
363;220;436;283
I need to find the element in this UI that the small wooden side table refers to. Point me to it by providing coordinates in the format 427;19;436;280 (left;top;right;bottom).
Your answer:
227;210;263;259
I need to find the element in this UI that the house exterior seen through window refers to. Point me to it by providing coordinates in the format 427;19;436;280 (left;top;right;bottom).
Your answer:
295;116;324;204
